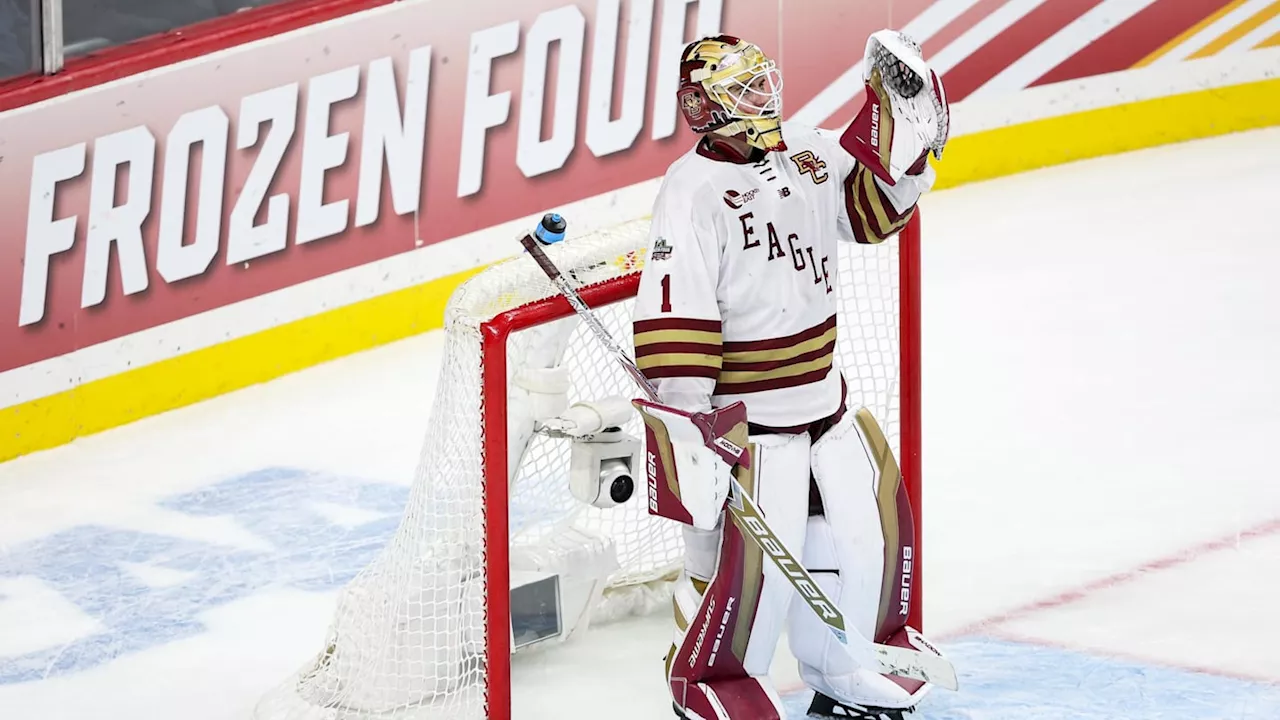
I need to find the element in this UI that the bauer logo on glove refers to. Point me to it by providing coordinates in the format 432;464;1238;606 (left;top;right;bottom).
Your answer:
840;30;950;185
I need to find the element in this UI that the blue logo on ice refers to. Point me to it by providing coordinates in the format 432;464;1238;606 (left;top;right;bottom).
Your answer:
0;468;407;685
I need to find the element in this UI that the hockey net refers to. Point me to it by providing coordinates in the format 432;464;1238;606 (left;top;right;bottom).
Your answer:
255;214;921;720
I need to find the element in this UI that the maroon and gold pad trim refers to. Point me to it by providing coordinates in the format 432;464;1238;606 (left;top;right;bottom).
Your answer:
854;408;926;695
636;406;696;526
669;449;768;715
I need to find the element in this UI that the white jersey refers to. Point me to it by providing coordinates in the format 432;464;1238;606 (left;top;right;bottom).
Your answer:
633;122;928;429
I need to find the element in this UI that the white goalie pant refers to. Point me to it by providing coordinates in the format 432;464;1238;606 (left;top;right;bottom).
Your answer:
676;408;929;713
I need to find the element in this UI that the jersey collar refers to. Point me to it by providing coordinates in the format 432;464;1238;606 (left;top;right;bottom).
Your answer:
696;135;769;165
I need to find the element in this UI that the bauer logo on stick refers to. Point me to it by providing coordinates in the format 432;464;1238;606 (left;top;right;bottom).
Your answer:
733;502;844;627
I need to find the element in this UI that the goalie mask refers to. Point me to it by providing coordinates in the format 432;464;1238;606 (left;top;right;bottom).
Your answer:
678;35;785;152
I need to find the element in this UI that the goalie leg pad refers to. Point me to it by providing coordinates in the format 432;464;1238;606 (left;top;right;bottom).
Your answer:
787;408;932;710
786;517;932;709
669;573;785;720
665;431;809;719
669;514;784;720
741;431;815;675
671;676;786;720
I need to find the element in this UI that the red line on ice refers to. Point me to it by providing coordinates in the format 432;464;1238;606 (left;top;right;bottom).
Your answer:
944;515;1280;638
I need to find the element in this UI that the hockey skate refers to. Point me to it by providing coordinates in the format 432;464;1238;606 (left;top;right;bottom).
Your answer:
807;691;915;720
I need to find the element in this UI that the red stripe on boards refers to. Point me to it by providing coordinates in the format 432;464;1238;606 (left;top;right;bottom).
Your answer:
1031;0;1237;86
942;0;1107;101
920;0;1013;56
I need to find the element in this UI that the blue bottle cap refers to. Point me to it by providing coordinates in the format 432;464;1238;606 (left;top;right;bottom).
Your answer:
535;213;567;244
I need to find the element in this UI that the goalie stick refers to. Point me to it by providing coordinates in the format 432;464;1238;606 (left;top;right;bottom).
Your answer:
519;223;959;692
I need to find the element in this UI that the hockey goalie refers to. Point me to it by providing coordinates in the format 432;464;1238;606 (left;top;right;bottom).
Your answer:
624;32;951;720
260;27;951;720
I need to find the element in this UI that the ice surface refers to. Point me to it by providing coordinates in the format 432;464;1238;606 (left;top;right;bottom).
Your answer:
2;128;1280;719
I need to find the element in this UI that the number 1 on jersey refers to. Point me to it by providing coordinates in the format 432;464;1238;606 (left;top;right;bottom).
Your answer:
660;274;672;313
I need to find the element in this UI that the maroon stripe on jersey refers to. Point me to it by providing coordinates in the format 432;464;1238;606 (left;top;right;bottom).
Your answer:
848;181;874;245
850;166;911;229
856;173;887;238
720;340;836;372
722;316;837;353
855;170;912;240
634;317;722;334
715;366;833;396
848;170;910;244
634;341;723;358
843;173;869;243
642;365;722;381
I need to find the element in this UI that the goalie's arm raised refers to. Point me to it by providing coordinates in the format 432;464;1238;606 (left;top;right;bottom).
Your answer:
825;30;949;245
633;172;725;414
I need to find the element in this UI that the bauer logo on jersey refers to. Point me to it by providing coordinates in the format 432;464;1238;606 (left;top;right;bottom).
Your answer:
652;237;674;261
723;188;759;209
789;150;829;184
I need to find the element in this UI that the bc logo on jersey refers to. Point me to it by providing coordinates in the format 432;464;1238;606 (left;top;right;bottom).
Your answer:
789;151;829;184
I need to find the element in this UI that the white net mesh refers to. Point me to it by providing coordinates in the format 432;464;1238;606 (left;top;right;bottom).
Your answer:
254;217;906;720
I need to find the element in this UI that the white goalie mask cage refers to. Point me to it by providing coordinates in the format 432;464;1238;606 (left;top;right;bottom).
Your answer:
704;57;784;118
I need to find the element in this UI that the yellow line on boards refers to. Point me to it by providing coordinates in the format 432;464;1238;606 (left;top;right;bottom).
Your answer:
0;265;483;464
932;76;1280;190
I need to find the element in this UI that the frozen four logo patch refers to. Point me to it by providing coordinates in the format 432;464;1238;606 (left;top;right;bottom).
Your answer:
652;237;674;261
